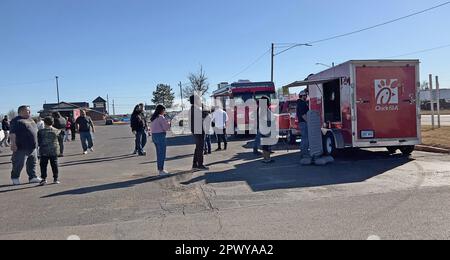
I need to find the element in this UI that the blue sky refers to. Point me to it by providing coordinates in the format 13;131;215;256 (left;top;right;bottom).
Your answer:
1;0;449;115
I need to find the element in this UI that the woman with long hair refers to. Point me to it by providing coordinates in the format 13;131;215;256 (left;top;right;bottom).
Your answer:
130;104;148;156
150;105;171;175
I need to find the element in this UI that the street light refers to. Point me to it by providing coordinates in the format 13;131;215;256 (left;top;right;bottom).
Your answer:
316;62;335;68
271;43;312;82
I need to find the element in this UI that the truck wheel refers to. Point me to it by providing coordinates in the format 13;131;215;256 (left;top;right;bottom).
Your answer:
323;132;336;156
287;130;297;145
400;146;415;156
387;147;398;154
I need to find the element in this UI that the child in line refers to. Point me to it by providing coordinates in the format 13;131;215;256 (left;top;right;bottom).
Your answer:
38;117;60;186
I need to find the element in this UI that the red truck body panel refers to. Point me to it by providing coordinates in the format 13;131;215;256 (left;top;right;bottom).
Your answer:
355;66;418;140
305;60;421;149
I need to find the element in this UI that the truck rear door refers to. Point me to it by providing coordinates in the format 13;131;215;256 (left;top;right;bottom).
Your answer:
355;65;418;140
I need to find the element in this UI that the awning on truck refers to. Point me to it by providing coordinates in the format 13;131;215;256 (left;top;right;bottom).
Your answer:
283;78;340;89
282;78;340;95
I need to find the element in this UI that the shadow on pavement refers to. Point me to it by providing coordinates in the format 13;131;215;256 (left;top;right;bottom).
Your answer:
41;170;194;198
0;184;41;194
181;149;414;192
59;154;138;168
205;152;260;167
109;136;135;140
167;134;254;147
140;154;193;165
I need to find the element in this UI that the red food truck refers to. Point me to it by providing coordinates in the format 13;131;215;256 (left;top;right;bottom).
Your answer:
277;94;301;144
212;81;277;134
283;60;421;156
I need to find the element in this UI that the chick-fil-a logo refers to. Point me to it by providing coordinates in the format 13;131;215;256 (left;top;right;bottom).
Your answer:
375;79;399;111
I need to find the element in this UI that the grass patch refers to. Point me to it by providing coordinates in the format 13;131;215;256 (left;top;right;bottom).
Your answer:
421;110;450;115
421;126;450;149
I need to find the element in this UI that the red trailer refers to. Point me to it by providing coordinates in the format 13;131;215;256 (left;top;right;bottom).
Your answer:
283;60;421;156
212;81;276;134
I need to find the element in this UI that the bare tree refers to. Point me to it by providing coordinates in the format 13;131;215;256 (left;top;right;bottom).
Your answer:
7;109;17;119
183;66;209;98
421;81;430;91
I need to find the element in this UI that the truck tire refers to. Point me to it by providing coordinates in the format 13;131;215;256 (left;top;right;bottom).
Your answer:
323;132;336;156
400;146;415;156
387;147;398;154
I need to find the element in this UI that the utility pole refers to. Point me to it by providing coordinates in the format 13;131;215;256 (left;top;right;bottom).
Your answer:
429;74;435;129
107;94;110;115
179;82;184;111
113;99;116;116
436;76;441;128
55;76;60;108
271;43;275;83
271;43;311;83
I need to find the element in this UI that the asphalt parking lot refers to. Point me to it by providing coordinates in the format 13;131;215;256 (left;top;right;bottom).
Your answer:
1;125;449;240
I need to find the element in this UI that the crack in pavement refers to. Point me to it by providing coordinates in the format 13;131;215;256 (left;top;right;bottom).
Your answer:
199;184;223;238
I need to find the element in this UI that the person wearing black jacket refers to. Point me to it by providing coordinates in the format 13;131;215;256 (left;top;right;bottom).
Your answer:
1;115;10;147
188;95;208;171
130;105;148;156
296;91;310;159
52;112;67;157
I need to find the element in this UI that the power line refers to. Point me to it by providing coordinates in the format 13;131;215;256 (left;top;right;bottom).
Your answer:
385;43;450;58
228;2;450;81
228;48;271;81
307;1;450;45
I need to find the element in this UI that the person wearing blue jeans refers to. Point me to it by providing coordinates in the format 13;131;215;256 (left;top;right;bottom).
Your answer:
253;132;261;155
11;149;39;183
9;105;42;185
150;105;171;175
135;129;148;156
299;122;309;158
75;110;95;155
131;104;148;156
80;131;94;153
204;134;212;155
152;133;167;172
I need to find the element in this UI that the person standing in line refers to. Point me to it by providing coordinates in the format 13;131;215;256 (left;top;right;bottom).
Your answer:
75;110;95;155
203;109;213;155
150;105;171;176
1;115;10;147
64;117;72;142
38;117;60;186
10;105;42;185
131;104;148;156
34;117;45;130
33;117;45;159
189;95;208;171
297;91;310;159
258;97;275;164
52;112;67;157
70;116;77;141
253;100;262;156
212;105;229;151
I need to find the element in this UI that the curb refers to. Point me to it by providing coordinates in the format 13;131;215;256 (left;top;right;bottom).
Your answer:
415;145;450;154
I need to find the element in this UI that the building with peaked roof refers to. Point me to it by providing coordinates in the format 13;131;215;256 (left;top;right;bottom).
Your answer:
39;97;108;121
92;96;108;114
